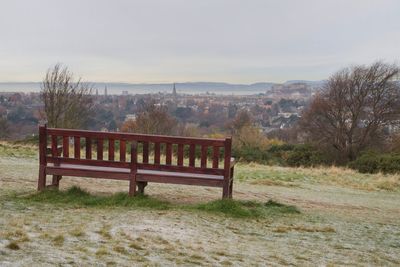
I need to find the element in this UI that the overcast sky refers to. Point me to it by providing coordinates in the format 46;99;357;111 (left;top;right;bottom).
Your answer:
0;0;399;83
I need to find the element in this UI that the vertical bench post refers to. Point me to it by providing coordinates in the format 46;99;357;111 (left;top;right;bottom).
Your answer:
51;134;62;188
38;124;47;191
129;142;137;196
222;137;232;198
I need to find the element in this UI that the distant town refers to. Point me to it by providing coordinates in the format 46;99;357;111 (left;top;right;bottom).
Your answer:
0;81;320;140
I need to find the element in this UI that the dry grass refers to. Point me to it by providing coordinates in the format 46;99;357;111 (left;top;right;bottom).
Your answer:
6;241;20;250
3;229;30;242
273;225;336;233
52;235;65;246
96;224;112;239
236;162;400;192
95;247;109;257
69;228;85;237
0;142;36;158
1;143;400;265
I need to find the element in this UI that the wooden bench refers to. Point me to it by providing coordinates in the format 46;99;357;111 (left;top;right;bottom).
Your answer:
37;125;235;198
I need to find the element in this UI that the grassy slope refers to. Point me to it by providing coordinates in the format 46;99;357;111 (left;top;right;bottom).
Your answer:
0;142;400;266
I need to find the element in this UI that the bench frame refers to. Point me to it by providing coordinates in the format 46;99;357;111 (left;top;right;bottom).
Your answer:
38;125;235;198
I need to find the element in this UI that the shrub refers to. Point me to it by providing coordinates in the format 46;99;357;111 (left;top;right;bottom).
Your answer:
233;142;330;167
379;154;400;173
349;151;400;174
266;143;295;165
286;144;328;167
233;146;270;163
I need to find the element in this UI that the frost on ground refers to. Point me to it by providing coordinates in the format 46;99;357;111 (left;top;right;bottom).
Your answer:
0;151;400;266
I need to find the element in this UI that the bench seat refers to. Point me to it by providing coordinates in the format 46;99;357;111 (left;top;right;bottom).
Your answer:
47;163;224;180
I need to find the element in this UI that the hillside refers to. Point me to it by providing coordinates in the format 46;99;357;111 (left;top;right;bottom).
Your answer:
0;143;399;266
0;81;323;95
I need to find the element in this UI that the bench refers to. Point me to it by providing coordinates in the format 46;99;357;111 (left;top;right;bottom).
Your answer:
37;125;235;198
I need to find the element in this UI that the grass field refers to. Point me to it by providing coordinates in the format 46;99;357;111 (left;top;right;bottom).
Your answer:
0;142;400;266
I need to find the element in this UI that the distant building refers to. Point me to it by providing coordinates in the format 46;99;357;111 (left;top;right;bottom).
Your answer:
122;91;128;96
125;114;137;122
172;83;177;97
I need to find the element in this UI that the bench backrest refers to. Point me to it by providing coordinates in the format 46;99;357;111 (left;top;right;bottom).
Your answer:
39;125;232;177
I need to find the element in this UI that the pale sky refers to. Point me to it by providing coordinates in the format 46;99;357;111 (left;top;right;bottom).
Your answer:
0;0;399;83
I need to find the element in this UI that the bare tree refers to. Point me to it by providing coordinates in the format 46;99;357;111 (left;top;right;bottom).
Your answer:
226;109;253;135
300;61;400;161
41;64;93;128
0;118;9;138
121;99;176;135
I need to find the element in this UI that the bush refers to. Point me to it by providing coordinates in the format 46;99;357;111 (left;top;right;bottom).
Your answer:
379;154;400;173
349;151;400;174
348;151;380;173
232;125;273;163
286;144;328;167
233;142;330;167
233;146;270;163
266;144;295;165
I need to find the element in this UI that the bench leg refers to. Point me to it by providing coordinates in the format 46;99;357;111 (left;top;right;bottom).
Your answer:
229;180;233;199
129;174;137;197
51;175;62;189
222;182;230;199
229;167;234;199
38;165;46;191
137;182;147;195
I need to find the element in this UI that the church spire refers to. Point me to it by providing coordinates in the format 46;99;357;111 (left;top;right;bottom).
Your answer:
172;83;177;96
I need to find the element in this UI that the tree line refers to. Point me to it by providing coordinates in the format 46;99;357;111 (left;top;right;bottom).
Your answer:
38;62;400;172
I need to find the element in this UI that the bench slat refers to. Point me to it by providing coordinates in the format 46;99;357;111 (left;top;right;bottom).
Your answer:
109;139;115;161
136;174;224;187
201;145;207;168
46;166;130;180
51;135;58;157
45;157;226;175
74;137;80;159
120;140;126;162
86;137;92;159
142;142;149;163
47;156;128;168
189;144;195;167
47;128;226;147
177;144;184;166
212;146;219;168
62;136;69;157
166;143;172;165
154;142;160;164
97;139;103;160
138;163;225;175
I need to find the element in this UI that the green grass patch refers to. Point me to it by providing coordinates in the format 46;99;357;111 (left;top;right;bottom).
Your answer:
19;186;171;210
265;200;301;214
192;199;300;218
14;186;299;219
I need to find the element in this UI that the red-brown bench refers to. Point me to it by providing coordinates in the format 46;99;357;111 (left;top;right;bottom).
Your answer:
37;125;235;198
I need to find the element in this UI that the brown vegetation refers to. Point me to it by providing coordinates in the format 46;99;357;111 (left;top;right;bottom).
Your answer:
121;99;176;135
300;61;400;162
41;63;93;128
